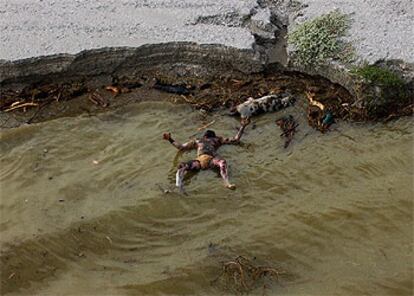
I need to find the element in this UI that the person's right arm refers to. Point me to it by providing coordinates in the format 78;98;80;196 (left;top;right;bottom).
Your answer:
163;133;196;151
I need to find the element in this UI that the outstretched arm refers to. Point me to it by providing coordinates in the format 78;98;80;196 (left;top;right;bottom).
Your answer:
163;133;196;151
221;118;250;145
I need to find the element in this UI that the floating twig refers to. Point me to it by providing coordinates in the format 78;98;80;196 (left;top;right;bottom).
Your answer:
280;123;299;137
11;101;22;107
196;120;215;132
188;120;216;138
105;85;120;95
5;102;39;112
89;91;109;107
26;100;53;124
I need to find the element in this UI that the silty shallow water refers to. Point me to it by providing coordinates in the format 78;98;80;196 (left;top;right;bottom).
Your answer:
0;101;413;295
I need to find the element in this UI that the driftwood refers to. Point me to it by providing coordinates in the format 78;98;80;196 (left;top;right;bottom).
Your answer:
4;102;38;112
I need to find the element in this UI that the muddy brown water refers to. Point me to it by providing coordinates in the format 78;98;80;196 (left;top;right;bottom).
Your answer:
0;101;413;295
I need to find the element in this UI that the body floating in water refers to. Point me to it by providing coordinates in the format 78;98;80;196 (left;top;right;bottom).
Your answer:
163;119;250;191
230;93;295;119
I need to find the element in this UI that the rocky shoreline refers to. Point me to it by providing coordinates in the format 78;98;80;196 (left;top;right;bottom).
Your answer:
0;0;412;127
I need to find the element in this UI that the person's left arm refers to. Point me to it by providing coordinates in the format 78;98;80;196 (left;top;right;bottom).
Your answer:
220;118;250;145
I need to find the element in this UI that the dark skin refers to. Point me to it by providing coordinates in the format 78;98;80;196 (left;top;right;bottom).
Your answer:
163;119;250;191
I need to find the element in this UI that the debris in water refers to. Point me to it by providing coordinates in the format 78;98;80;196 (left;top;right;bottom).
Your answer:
276;115;298;148
384;103;414;122
305;91;325;110
196;120;216;131
305;90;338;132
1;72;408;128
105;236;113;244
92;160;99;165
156;183;171;194
152;79;193;95
5;102;39;112
231;78;252;88
212;255;286;295
111;77;143;91
189;120;216;138
26;102;52;124
89;91;109;107
105;85;120;95
307;105;323;129
321;110;334;130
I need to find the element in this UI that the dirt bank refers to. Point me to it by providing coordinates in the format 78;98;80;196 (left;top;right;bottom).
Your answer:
1;65;356;129
0;1;412;128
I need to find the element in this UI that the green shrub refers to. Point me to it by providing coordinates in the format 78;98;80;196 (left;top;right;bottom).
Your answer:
288;10;353;66
351;65;409;116
351;65;404;88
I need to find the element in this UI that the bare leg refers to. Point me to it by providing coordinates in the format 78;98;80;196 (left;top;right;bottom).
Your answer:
211;158;236;189
176;160;201;191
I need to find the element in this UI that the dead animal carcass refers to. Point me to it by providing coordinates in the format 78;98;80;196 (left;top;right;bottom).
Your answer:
231;93;295;119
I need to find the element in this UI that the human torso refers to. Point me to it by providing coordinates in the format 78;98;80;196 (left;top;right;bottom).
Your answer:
196;137;221;156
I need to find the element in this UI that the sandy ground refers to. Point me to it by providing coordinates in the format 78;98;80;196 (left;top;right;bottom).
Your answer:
1;0;413;65
293;0;414;64
0;0;261;61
